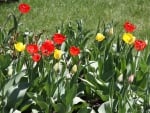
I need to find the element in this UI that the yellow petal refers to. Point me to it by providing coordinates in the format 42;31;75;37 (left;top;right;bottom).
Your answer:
122;33;135;44
95;33;105;42
14;42;25;52
54;49;62;59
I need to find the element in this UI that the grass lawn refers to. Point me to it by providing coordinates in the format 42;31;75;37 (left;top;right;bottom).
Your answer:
0;0;150;38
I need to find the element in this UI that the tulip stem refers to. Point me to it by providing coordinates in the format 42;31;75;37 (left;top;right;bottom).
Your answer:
134;52;140;75
1;13;12;31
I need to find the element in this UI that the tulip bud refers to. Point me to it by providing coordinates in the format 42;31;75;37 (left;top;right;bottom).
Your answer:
128;74;134;83
53;62;59;72
8;65;13;76
112;43;117;52
145;39;148;45
118;74;123;82
71;64;77;74
109;27;113;35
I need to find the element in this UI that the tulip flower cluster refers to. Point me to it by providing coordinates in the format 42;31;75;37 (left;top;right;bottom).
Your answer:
14;33;81;62
123;21;147;51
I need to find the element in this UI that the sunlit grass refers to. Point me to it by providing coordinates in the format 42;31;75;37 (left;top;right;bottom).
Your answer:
0;0;150;38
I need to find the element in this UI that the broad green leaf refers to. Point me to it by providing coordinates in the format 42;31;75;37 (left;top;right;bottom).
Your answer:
0;54;11;69
77;108;91;113
14;70;26;84
95;90;109;101
98;101;112;113
16;34;24;43
20;100;32;112
36;101;49;112
27;92;49;112
16;57;25;73
73;97;85;105
8;13;18;35
6;82;29;108
53;103;66;113
65;84;77;106
102;53;115;81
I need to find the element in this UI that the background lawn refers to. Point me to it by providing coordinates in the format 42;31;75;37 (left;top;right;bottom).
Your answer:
0;0;150;38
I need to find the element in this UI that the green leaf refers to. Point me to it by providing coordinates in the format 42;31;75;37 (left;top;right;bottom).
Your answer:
53;103;66;113
0;30;4;45
146;53;150;66
77;108;91;113
73;97;85;105
120;56;126;72
20;100;32;112
27;92;36;100
102;53;115;81
65;84;77;106
98;101;112;113
16;35;24;43
16;57;25;72
27;92;49;112
14;70;26;84
79;78;96;89
6;82;29;108
36;100;49;112
0;54;11;69
95;90;109;101
8;13;18;35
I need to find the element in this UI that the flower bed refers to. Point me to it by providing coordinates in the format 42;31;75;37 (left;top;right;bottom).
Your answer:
0;3;150;113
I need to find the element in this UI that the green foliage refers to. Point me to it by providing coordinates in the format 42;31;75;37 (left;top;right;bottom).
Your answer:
0;2;150;113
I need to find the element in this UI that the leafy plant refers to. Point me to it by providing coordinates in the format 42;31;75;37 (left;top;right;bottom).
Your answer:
0;2;150;113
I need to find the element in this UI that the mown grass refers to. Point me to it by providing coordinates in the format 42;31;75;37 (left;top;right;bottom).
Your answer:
0;0;150;39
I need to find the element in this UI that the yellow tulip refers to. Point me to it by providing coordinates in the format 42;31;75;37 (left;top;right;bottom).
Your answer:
122;33;135;44
14;42;26;52
95;33;105;42
54;49;62;60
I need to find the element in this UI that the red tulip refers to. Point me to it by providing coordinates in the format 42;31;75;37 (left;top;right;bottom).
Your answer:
53;33;66;45
124;21;136;33
69;46;80;56
40;40;55;56
26;44;38;55
134;39;147;51
18;3;30;14
32;53;41;62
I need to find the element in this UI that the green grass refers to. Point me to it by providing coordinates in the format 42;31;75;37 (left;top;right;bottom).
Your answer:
0;0;150;38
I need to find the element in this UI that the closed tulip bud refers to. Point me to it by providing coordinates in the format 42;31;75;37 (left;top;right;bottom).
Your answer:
112;44;117;52
145;39;148;45
128;74;134;83
71;64;77;74
109;27;113;35
53;62;59;72
118;74;123;82
8;65;13;76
